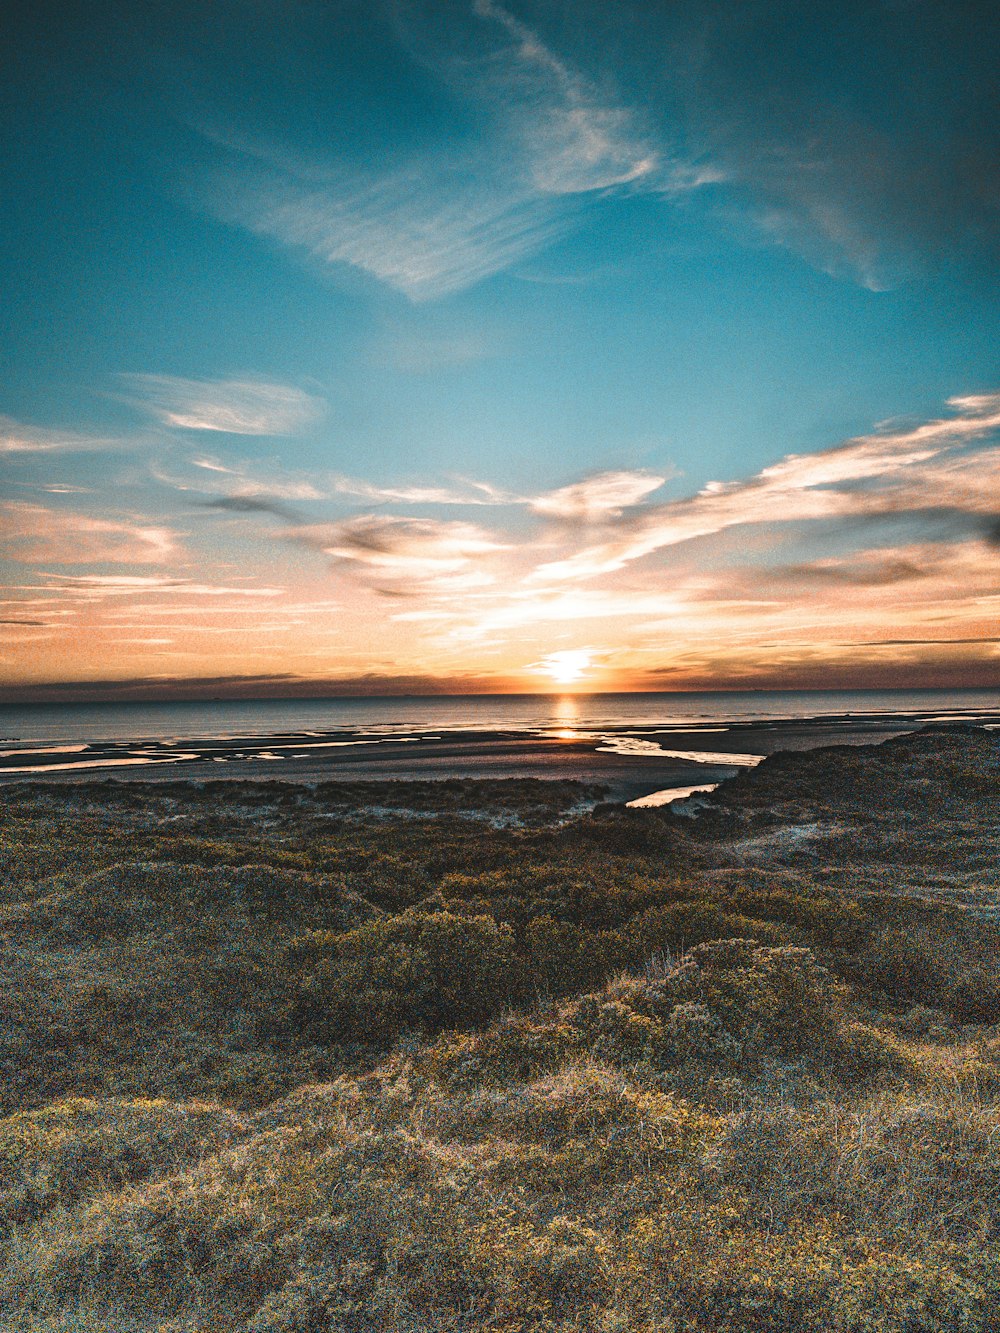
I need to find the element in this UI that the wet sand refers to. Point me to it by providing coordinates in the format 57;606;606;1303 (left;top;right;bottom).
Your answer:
0;714;953;805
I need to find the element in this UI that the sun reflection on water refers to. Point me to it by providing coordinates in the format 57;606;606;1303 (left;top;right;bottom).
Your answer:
552;694;580;738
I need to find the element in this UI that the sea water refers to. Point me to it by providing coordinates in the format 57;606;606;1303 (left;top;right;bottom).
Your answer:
2;688;998;746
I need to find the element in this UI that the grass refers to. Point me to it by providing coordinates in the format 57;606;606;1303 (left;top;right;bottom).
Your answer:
0;727;998;1329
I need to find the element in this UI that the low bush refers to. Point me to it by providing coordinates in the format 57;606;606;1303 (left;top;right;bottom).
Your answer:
3;732;999;1330
0;1097;247;1226
291;909;524;1043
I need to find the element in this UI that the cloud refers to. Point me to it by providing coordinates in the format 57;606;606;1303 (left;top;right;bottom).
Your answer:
204;494;301;521
122;375;324;434
330;475;514;506
0;417;118;455
173;456;672;521
180;390;996;663
282;514;506;593
153;456;326;503
655;0;1000;287
767;556;932;589
0;673;303;704
530;469;669;520
31;574;285;599
208;160;564;300
470;0;659;197
856;637;1000;648
156;453;511;509
645;540;1000;672
342;392;999;661
0;503;180;565
397;587;686;642
0;670;516;705
707;538;998;606
196;466;668;521
182;1;667;299
527;392;1000;582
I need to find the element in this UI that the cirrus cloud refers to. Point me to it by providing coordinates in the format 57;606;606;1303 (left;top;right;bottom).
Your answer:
0;503;181;565
183;0;668;300
0;417;121;455
121;375;325;435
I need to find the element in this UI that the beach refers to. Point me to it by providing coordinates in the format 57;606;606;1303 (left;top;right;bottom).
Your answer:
4;706;997;803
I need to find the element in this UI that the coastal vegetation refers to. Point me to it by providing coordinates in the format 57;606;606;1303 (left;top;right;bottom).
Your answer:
0;727;998;1330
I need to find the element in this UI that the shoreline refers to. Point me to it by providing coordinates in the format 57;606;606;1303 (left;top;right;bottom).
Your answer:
1;703;997;805
3;711;993;803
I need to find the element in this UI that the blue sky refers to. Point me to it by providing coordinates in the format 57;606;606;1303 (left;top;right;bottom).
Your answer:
1;0;998;697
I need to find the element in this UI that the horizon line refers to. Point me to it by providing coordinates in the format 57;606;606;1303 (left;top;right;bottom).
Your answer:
2;682;998;708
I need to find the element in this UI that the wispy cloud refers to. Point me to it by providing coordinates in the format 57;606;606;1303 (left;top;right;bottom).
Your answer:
702;539;1000;608
179;462;667;516
530;469;669;520
186;2;669;299
324;392;1000;676
208;162;565;302
31;574;285;599
0;418;118;455
470;0;659;197
402;587;685;641
330;475;513;506
167;392;998;667
168;0;998;299
282;514;506;594
528;393;1000;582
8;380;997;692
0;503;180;565
154;456;325;503
856;637;1000;648
659;0;1000;287
122;375;324;435
157;454;511;511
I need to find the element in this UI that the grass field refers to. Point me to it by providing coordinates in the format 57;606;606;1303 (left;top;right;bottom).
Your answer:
1;728;998;1330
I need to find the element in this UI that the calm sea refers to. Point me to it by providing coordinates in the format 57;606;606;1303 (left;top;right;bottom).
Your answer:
2;689;998;745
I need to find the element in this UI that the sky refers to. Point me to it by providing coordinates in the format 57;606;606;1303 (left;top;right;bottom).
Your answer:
1;0;998;701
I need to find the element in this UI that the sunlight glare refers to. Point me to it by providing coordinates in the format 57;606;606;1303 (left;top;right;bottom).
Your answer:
539;649;592;686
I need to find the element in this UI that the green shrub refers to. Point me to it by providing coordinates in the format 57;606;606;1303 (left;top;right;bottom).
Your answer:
293;909;523;1043
524;914;620;997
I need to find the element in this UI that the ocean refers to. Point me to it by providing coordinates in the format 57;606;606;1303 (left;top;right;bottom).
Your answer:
4;687;998;747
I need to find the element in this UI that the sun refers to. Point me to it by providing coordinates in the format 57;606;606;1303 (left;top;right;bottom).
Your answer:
538;649;592;687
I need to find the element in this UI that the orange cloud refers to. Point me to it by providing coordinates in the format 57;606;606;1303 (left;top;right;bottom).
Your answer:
0;504;180;565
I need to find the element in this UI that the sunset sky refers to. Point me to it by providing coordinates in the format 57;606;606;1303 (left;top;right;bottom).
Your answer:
2;0;998;701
